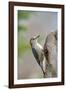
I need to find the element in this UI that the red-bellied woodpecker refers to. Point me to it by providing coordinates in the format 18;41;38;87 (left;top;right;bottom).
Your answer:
30;35;45;77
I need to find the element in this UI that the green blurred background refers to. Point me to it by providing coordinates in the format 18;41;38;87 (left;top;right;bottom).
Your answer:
18;10;57;79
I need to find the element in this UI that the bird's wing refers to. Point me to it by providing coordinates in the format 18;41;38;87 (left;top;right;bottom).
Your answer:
32;48;46;76
32;48;40;65
40;51;44;68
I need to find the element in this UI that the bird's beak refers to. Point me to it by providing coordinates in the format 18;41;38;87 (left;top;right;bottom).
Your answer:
34;35;40;39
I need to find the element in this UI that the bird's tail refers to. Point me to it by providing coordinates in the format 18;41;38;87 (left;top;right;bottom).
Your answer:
41;66;46;78
40;57;46;78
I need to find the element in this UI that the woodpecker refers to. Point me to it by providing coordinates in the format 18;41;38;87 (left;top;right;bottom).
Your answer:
30;35;45;77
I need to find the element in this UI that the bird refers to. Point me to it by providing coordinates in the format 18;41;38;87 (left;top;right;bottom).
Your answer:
30;31;57;78
30;35;45;77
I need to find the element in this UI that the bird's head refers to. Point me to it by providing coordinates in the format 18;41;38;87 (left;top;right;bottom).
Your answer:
30;35;40;46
